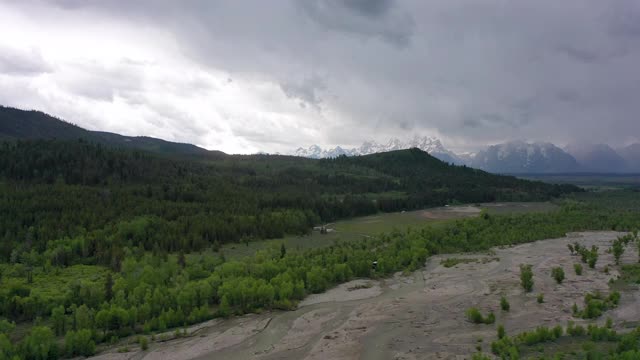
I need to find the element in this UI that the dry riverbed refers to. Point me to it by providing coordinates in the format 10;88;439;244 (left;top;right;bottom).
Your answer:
90;231;640;360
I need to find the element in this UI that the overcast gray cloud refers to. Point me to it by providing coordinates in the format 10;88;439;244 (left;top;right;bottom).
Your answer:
0;0;639;153
0;45;52;75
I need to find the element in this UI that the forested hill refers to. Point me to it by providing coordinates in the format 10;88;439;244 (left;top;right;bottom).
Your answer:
0;137;580;260
0;105;222;157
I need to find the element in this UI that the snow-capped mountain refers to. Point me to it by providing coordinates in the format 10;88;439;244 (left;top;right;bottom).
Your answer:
293;136;463;164
470;141;581;173
291;138;640;173
293;145;356;158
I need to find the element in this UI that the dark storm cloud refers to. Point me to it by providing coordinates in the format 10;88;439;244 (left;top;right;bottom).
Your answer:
343;0;392;17
299;0;413;46
4;0;640;151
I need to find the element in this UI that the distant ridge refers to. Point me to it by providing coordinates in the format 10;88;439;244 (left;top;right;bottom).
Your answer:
618;143;640;172
565;143;629;173
0;105;225;157
471;141;581;174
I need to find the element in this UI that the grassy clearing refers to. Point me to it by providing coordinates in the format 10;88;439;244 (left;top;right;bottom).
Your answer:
219;202;559;260
331;210;453;234
217;231;364;260
1;264;109;340
1;264;108;298
479;202;559;215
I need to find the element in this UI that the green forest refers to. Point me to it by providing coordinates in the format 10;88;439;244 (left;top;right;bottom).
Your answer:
1;139;638;359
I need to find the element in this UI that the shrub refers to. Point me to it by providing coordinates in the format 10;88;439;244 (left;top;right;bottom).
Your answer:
612;238;625;265
485;312;496;325
575;291;621;319
491;335;517;357
587;324;619;342
579;246;599;268
574;263;583;275
583;299;604;319
500;296;510;311
573;243;582;255
466;308;484;324
138;336;149;351
551;267;565;284
498;324;506;339
589;246;599;269
537;293;544;303
520;264;534;292
552;325;563;338
466;308;495;325
517;326;560;346
567;321;586;337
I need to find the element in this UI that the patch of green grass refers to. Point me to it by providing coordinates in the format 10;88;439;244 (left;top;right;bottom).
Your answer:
2;264;109;300
620;264;640;284
219;231;366;260
480;202;559;215
220;207;462;259
331;210;448;235
218;202;558;260
466;307;495;324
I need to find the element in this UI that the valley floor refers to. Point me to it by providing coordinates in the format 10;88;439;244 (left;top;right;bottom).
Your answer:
89;231;640;360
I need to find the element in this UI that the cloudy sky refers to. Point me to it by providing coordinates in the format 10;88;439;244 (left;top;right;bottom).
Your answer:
1;0;639;154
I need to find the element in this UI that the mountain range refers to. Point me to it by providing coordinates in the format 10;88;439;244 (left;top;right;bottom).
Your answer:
293;138;640;173
2;105;638;174
293;136;461;164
